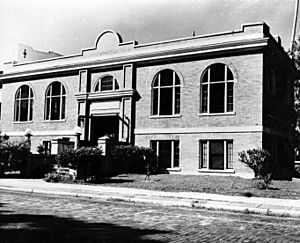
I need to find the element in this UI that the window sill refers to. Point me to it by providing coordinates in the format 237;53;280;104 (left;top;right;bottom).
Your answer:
198;169;235;174
199;112;236;117
13;121;33;124
167;167;181;172
43;119;66;123
150;114;182;119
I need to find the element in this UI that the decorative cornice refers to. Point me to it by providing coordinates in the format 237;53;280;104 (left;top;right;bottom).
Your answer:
0;38;269;81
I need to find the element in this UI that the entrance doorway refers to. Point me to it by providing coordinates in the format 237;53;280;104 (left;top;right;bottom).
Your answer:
91;115;119;145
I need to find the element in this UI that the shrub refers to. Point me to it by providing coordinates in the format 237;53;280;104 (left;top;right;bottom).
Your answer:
36;144;45;154
56;147;103;181
111;145;156;177
44;172;74;183
0;140;31;173
238;148;271;178
238;148;273;189
294;164;300;178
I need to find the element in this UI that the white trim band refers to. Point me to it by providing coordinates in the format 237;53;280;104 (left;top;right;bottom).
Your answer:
134;126;264;135
1;130;77;137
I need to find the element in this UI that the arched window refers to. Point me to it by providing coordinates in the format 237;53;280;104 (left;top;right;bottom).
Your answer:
45;82;66;120
95;75;119;92
152;69;181;116
14;85;33;122
201;63;234;113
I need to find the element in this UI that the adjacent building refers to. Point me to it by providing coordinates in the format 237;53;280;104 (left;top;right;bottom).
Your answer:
0;23;297;178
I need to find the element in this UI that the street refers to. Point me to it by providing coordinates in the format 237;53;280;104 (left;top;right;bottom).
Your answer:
0;190;299;242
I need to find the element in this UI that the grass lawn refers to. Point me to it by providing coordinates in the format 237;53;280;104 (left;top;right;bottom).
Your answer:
96;174;300;200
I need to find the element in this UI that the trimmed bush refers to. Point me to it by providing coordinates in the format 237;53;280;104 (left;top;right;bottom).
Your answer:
0;140;31;174
56;146;103;181
111;145;156;177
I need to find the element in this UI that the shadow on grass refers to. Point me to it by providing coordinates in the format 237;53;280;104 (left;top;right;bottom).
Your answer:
0;213;169;242
96;178;135;184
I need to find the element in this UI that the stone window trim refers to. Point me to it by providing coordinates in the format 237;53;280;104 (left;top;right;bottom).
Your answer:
43;119;66;124
150;114;182;119
198;112;236;117
94;75;119;92
14;84;34;122
44;81;67;121
199;139;234;171
150;140;180;169
151;69;182;117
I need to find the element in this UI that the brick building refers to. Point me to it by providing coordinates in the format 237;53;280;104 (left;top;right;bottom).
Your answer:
0;23;297;178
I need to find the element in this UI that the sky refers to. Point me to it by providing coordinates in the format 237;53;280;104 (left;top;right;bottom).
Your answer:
0;0;299;55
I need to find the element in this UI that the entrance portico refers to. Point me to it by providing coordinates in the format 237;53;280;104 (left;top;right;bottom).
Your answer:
75;89;140;146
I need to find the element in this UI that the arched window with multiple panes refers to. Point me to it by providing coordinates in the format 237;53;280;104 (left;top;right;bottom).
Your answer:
14;85;34;122
45;81;66;120
201;63;234;113
152;69;181;116
94;75;119;92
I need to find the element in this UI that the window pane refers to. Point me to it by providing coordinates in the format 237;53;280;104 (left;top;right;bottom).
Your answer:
16;89;21;99
201;85;208;113
20;99;28;121
210;63;225;82
21;85;29;98
160;69;173;86
46;87;51;97
45;97;51;120
150;141;158;168
95;82;99;92
115;80;119;89
15;100;20;121
174;141;180;167
227;82;234;112
160;88;173;115
101;76;113;91
61;96;66;119
158;141;172;168
210;83;225;113
209;141;224;170
153;75;159;87
175;87;180;114
175;74;180;85
200;141;208;168
152;89;158;115
61;85;66;95
29;99;33;121
202;69;208;83
51;82;61;96
51;97;60;120
227;68;234;80
227;141;233;169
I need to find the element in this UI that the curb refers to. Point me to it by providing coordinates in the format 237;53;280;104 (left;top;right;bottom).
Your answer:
0;186;299;218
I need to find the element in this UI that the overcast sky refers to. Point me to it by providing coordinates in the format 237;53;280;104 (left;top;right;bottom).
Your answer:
0;0;298;55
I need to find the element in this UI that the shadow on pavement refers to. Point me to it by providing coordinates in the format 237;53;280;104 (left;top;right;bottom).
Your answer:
0;207;169;242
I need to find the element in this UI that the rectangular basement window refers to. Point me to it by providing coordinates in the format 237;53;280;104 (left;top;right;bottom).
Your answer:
150;140;180;169
199;140;233;171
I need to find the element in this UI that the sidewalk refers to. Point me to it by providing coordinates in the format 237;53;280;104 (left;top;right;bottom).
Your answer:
0;178;300;218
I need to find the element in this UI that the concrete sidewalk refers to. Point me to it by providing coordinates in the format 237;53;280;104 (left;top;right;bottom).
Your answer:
0;178;300;218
